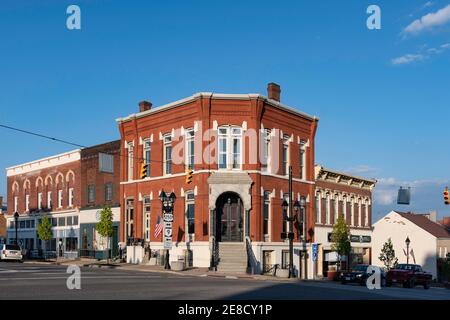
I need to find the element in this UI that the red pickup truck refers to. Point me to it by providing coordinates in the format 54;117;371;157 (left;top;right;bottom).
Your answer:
386;264;432;289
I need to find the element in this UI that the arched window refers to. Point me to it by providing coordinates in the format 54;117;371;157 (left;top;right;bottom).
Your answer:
218;125;242;170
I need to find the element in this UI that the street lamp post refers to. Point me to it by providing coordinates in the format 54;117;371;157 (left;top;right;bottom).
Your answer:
405;236;410;265
281;166;295;278
14;212;19;245
159;190;176;270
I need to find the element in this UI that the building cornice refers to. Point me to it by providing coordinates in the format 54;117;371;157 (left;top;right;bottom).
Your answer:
116;93;319;124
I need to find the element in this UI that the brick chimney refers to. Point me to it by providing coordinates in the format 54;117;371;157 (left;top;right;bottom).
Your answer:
139;100;152;112
267;82;281;102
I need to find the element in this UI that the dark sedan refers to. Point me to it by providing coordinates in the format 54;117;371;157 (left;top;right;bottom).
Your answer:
340;264;386;286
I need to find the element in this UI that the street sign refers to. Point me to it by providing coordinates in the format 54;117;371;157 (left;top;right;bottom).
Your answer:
312;243;318;262
163;212;173;249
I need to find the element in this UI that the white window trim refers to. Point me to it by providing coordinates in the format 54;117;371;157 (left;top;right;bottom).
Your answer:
185;129;195;170
47;191;52;209
282;135;290;176
315;193;321;224
143;197;151;242
325;194;330;225
127;142;134;181
25;194;30;212
38;192;43;210
364;200;369;226
163;134;172;176
14;196;18;213
350;198;355;226
217;125;243;171
58;190;63;209
334;194;339;223
68;188;74;207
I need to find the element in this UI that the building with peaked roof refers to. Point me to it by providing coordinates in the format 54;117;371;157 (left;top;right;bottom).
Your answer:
372;210;450;280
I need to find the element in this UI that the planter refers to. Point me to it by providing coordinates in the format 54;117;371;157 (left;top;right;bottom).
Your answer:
171;261;185;271
328;270;338;281
276;269;290;278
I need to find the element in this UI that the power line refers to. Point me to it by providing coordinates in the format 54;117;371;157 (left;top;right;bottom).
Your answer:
0;124;86;149
0;123;173;165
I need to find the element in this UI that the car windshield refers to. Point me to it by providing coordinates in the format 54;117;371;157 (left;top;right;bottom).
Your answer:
352;265;368;272
5;244;21;251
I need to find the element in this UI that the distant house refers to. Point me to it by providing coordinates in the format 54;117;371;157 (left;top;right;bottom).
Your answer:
372;211;450;280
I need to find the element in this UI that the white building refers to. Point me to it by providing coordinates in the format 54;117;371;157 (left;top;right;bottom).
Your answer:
372;211;450;280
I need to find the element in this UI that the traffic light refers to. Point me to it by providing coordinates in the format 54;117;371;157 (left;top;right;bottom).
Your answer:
185;168;193;184
140;163;149;179
444;187;449;205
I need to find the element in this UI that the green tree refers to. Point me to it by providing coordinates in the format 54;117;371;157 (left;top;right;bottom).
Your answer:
95;206;114;263
378;238;398;270
37;215;53;260
330;216;351;271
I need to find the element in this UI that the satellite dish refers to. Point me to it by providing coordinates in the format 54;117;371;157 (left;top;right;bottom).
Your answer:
397;187;411;205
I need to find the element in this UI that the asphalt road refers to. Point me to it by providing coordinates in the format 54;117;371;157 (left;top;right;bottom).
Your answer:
0;262;449;300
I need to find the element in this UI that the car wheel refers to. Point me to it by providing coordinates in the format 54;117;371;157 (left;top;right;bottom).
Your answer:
341;280;346;285
408;278;415;288
386;281;392;287
424;282;430;290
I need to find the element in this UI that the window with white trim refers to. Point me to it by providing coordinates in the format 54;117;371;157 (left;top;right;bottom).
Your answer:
186;129;194;170
143;138;151;176
350;197;355;226
299;140;306;179
261;129;271;172
163;134;172;175
218;126;242;170
47;191;52;209
365;199;369;226
282;135;290;176
127;142;134;181
68;188;74;207
358;199;362;227
38;192;43;210
25;194;30;212
325;194;331;225
14;196;18;213
58;190;63;208
334;194;339;223
343;195;347;222
315;192;321;224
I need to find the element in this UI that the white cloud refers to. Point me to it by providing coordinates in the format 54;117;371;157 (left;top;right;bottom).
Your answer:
344;165;379;176
391;53;425;65
423;1;434;9
403;4;450;35
373;177;449;206
391;42;450;65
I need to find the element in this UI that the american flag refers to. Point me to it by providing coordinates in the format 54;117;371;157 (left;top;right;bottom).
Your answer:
154;215;163;238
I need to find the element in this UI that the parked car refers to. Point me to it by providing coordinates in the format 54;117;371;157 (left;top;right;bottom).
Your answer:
0;244;23;262
386;264;432;289
340;264;386;286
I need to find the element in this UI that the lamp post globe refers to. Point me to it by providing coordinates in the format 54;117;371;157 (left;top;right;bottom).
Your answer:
405;236;411;265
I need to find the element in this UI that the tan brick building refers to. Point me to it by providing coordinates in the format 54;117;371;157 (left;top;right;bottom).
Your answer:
314;165;376;278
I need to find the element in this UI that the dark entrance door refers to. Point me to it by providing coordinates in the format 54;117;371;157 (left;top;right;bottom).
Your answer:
216;193;243;242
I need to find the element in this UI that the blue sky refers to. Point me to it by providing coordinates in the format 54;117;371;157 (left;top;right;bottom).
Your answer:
1;1;449;221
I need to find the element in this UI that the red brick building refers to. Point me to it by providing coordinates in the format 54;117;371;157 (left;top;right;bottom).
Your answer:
314;165;376;278
5;141;121;258
117;83;319;276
